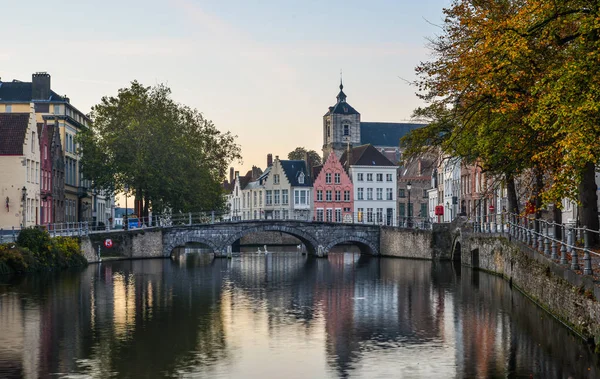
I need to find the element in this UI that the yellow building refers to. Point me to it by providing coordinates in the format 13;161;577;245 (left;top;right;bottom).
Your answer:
0;109;40;228
0;72;92;223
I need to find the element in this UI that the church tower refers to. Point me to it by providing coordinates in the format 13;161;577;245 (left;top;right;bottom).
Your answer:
322;79;361;161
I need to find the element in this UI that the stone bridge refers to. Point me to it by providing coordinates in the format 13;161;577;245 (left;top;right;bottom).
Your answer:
163;220;381;257
81;220;454;261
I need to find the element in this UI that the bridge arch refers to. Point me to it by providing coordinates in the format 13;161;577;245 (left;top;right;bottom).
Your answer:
222;225;319;254
323;236;379;256
163;236;220;257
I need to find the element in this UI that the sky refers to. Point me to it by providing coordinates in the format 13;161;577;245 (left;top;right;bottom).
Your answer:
2;0;450;175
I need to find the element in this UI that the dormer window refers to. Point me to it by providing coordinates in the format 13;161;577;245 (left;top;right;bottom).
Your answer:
298;172;305;184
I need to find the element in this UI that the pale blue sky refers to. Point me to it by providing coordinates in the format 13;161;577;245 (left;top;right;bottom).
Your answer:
2;0;450;173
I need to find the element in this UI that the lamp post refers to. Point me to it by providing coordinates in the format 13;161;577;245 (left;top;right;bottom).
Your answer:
407;181;412;227
21;186;27;227
124;184;129;231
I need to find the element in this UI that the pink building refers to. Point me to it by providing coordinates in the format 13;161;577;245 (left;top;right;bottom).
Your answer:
38;122;53;224
312;153;353;222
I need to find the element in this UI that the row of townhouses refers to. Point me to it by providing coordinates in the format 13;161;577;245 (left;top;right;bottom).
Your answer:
224;80;600;226
0;72;114;229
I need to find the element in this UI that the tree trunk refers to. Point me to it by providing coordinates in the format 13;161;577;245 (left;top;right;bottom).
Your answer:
533;166;544;234
578;162;599;245
553;202;562;240
506;173;519;214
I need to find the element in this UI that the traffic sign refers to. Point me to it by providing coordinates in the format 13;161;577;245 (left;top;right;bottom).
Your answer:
104;239;113;248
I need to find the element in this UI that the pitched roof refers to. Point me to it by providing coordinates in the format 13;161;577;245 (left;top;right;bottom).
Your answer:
339;144;396;167
324;82;360;116
360;122;424;147
0;113;30;155
0;81;65;102
280;160;312;187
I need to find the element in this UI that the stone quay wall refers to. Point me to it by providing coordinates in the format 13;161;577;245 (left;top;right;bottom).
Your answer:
461;233;600;349
379;223;454;260
81;228;164;263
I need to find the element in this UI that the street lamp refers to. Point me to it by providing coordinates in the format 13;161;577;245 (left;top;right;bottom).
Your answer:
21;186;27;227
407;181;412;227
124;184;129;231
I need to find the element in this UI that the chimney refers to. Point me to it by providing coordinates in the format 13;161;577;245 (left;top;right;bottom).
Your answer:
267;153;273;167
275;155;279;161
32;72;51;100
229;167;234;184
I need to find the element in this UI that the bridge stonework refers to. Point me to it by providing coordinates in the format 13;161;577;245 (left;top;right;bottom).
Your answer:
162;221;381;257
83;220;449;262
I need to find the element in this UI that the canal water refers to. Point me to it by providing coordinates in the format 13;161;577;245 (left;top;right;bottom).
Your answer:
0;249;598;378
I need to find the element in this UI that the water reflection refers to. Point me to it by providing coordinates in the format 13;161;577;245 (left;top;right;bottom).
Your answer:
0;250;598;378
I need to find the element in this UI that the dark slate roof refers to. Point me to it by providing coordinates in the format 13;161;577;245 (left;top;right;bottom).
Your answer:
239;171;253;190
360;122;424;147
324;83;360;116
0;81;65;102
0;113;30;155
312;165;323;181
280;160;312;187
339;144;396;167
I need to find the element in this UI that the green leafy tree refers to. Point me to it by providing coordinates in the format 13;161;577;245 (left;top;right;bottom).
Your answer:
79;81;241;217
287;147;321;166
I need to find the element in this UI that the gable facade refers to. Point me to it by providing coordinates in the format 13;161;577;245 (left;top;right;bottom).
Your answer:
313;152;353;223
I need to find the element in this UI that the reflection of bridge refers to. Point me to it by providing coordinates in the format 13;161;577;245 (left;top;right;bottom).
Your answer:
162;220;381;257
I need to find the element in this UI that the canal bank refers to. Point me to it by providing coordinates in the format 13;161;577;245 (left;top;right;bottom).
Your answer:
460;233;600;352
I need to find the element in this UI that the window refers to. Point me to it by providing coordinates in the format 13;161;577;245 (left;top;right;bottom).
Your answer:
399;189;405;198
327;125;330;138
335;190;341;201
5;105;11;113
399;203;405;217
326;190;332;201
377;208;383;223
420;203;427;217
295;190;300;205
283;210;288;219
274;190;280;204
31;132;35;152
423;189;428;198
26;160;30;182
386;188;393;200
253;191;257;206
367;188;373;200
317;209;324;222
367;208;373;223
408;203;413;217
317;190;323;201
357;188;364;200
335;209;342;223
294;190;307;205
243;193;246;208
367;173;373;182
254;210;257;219
343;124;349;136
357;208;364;222
376;188;383;200
326;173;331;184
266;190;272;205
376;173;383;182
326;209;333;222
298;172;305;184
274;174;280;184
334;173;340;184
274;210;280;219
344;190;350;201
357;173;364;181
35;163;39;184
386;174;393;182
282;190;289;204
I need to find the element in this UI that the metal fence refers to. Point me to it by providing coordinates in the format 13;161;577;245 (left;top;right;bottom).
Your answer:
0;222;90;243
473;212;600;275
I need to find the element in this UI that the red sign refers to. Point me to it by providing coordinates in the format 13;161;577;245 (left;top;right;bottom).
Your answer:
104;239;113;248
434;205;444;215
489;204;495;213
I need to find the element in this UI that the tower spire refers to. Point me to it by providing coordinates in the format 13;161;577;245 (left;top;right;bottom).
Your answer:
336;70;347;103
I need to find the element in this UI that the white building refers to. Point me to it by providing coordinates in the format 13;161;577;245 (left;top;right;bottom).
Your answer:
340;144;398;225
442;157;461;222
263;156;313;220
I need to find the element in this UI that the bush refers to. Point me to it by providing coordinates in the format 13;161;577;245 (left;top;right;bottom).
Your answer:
0;243;29;273
48;237;86;268
17;228;51;255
